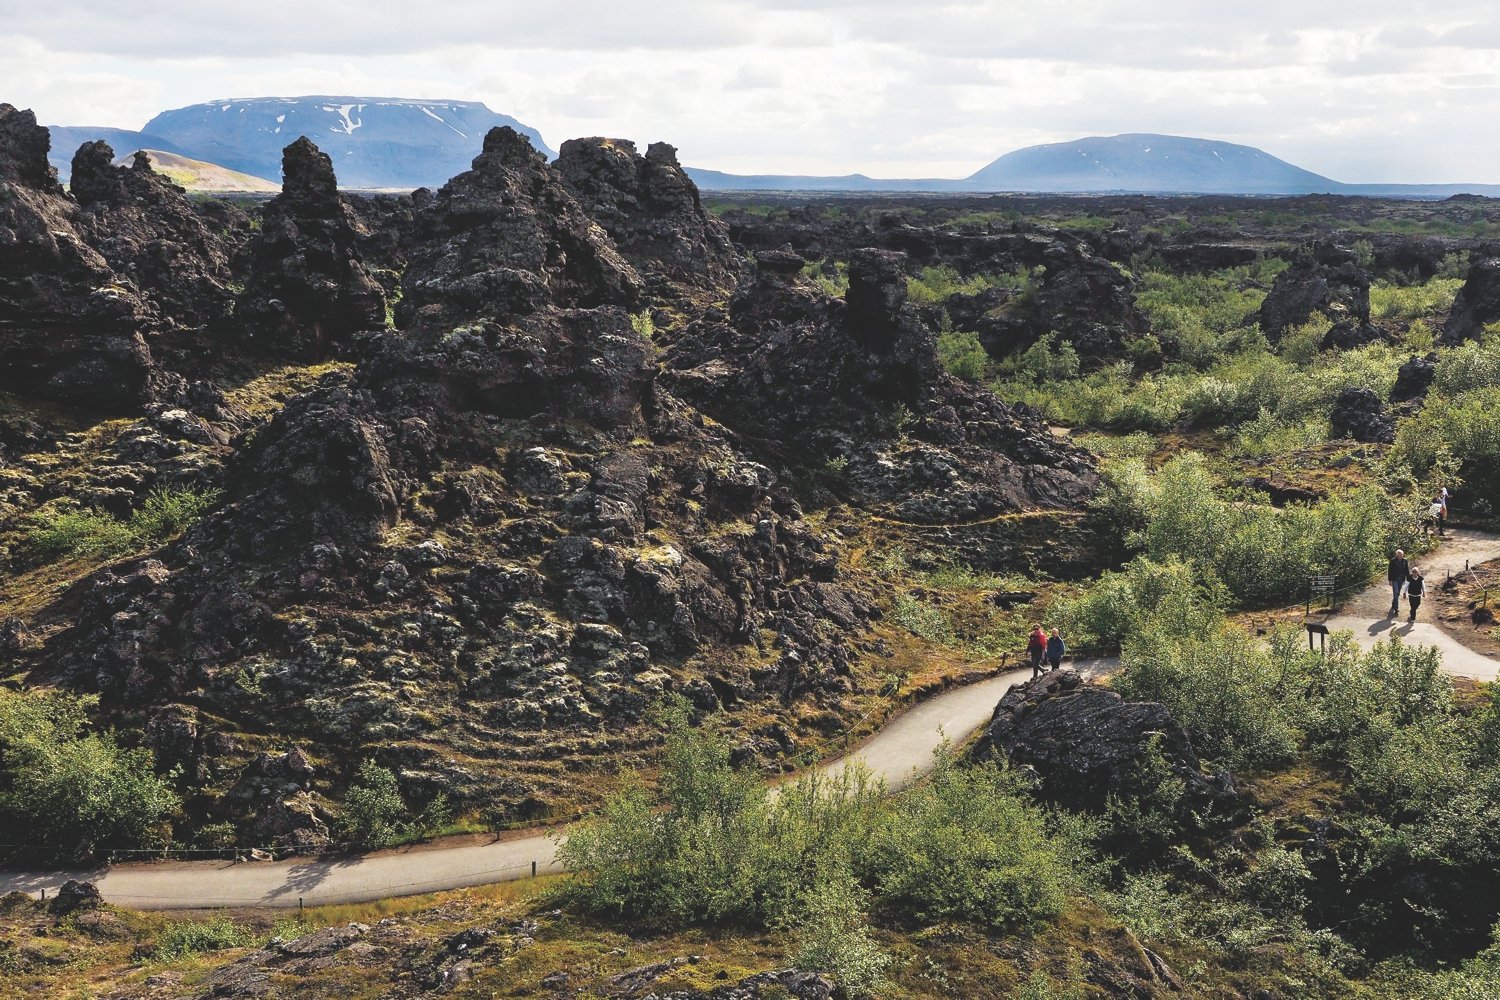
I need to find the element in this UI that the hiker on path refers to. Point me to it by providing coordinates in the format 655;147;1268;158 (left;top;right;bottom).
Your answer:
1046;628;1066;671
1407;567;1426;623
1027;624;1047;678
1430;495;1447;537
1388;549;1409;618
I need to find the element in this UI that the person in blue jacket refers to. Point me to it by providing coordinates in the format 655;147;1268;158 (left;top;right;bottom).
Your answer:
1046;628;1065;671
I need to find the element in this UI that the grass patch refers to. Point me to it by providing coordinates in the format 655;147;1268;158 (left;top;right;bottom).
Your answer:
18;487;221;566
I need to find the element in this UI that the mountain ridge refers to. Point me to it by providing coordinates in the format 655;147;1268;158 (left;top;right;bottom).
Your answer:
48;96;554;189
41;110;1500;197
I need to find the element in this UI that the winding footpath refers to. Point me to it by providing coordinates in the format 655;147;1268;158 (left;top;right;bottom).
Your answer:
1325;527;1500;682
3;530;1497;910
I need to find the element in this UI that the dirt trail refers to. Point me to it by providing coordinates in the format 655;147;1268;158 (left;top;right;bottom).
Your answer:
1327;527;1500;682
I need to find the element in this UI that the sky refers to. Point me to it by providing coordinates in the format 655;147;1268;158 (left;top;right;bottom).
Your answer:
4;0;1500;182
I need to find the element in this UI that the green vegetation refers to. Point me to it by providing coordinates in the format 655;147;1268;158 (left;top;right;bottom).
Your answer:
935;329;988;381
801;258;849;296
905;264;1036;305
630;309;657;340
334;760;451;849
19;486;221;565
1133;259;1285;367
1369;275;1464;322
561;699;1093;991
1087;452;1424;607
993;334;1404;447
152;915;251;959
0;689;178;860
1390;329;1500;512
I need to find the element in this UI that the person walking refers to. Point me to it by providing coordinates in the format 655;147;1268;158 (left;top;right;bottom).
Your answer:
1046;628;1065;671
1407;567;1425;623
1387;549;1409;618
1430;495;1447;537
1026;624;1047;678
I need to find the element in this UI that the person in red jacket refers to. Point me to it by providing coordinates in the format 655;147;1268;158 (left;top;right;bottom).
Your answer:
1026;624;1048;678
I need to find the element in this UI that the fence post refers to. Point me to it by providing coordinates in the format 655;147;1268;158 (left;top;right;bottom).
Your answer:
532;860;537;878
299;896;304;914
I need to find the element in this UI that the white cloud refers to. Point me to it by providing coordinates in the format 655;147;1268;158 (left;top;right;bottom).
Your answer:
4;0;1500;182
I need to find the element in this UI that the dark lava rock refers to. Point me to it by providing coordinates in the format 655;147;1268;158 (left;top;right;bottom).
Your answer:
1329;386;1396;443
1259;254;1370;340
664;244;1097;524
235;137;387;356
1029;240;1149;359
1320;319;1388;351
1391;352;1437;402
382;126;652;430
0;104;159;409
28;124;880;814
971;669;1237;816
1441;257;1500;345
1157;242;1260;271
555;137;743;302
70;141;244;330
49;879;102;914
397;126;642;327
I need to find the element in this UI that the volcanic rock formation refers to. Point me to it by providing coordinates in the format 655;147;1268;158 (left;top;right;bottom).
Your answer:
70;140;244;330
972;668;1238;817
555;137;744;303
1442;257;1500;345
664;244;1098;526
1258;251;1370;340
0;104;158;409
235;137;387;357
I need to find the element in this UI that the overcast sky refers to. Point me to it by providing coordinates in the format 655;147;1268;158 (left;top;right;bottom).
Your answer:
4;0;1500;181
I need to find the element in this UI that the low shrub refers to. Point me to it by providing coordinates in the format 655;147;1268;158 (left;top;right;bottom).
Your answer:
791;869;890;998
18;487;221;565
936;329;988;381
152;916;250;959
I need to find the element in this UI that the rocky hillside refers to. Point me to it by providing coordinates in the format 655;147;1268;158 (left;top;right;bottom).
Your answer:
0;102;1104;852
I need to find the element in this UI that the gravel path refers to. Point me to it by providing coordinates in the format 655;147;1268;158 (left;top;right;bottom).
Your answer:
6;531;1496;910
1326;527;1500;682
0;660;1113;909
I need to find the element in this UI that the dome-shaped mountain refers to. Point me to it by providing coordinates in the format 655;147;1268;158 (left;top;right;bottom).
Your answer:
965;133;1339;195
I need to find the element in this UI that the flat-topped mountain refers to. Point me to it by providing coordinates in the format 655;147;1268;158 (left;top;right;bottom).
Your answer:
964;133;1340;194
50;97;553;189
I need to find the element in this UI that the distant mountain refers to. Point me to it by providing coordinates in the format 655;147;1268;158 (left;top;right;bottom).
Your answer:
121;149;279;193
139;97;553;189
46;98;552;190
47;126;190;182
685;168;957;193
963;133;1339;194
690;133;1500;198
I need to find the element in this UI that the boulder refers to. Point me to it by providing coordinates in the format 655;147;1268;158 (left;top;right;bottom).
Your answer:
971;669;1237;816
1320;319;1388;352
1391;353;1437;402
1441;257;1500;345
49;879;102;915
1329;386;1395;443
1259;255;1369;340
249;791;330;851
